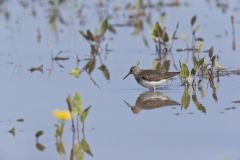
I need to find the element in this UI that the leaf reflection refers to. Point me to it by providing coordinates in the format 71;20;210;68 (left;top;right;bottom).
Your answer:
36;142;46;152
180;85;207;113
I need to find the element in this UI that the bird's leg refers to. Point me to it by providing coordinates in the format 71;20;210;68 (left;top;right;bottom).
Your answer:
153;87;156;92
149;88;154;92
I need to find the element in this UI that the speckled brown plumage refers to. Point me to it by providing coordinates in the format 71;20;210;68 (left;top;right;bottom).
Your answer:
139;70;179;82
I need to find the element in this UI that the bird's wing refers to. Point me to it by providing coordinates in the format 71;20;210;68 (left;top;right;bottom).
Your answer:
141;71;164;81
162;72;179;79
141;71;179;82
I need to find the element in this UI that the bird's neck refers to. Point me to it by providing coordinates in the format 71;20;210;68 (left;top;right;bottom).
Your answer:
133;70;142;76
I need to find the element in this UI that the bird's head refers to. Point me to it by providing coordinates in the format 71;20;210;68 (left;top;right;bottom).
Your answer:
123;66;141;80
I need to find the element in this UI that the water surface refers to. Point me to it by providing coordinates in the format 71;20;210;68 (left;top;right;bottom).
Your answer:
0;1;240;160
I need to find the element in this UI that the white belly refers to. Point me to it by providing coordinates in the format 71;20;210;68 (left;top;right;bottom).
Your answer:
137;78;167;89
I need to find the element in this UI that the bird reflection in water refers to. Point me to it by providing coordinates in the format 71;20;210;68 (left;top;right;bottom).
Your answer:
124;91;180;114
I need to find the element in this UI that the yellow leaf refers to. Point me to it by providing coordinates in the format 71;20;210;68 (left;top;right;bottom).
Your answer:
70;68;80;78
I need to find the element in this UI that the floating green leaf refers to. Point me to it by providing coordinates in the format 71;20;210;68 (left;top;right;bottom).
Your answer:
81;139;93;157
198;58;205;67
36;142;46;152
72;93;83;115
191;15;197;26
210;80;218;102
151;22;169;42
56;140;65;155
162;31;169;42
108;25;116;34
211;55;217;64
192;58;205;76
151;22;162;41
98;19;108;37
84;58;96;74
70;68;80;78
98;64;110;80
86;30;94;41
200;60;207;73
81;106;91;123
192;94;206;113
73;143;84;160
162;60;170;72
181;87;190;109
79;30;95;42
193;58;204;71
208;46;214;59
35;130;44;138
180;63;190;79
136;0;143;9
90;45;98;55
198;80;205;98
152;59;160;70
55;123;65;138
66;95;73;113
191;68;196;76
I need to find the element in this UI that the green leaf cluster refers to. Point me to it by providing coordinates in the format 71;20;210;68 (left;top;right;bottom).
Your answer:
151;22;169;42
67;93;83;115
79;19;110;44
180;63;190;81
66;93;91;123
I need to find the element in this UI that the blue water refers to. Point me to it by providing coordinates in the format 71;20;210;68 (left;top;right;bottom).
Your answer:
0;1;240;160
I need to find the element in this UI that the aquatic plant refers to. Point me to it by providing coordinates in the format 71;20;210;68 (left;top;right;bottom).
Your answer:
151;22;169;59
179;46;221;111
53;93;93;158
68;19;113;86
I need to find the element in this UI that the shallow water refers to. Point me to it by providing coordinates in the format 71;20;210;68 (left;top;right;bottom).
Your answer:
0;1;240;160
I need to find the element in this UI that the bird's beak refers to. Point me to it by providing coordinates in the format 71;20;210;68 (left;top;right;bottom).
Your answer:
123;72;131;80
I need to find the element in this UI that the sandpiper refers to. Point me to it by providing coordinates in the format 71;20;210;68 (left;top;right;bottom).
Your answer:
123;66;179;90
